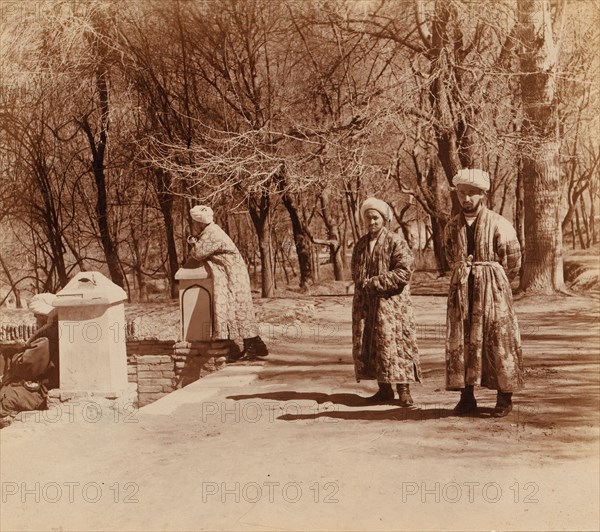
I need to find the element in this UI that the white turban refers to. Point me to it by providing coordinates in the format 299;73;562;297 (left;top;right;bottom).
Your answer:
452;169;491;192
360;197;393;223
190;205;214;224
29;293;57;317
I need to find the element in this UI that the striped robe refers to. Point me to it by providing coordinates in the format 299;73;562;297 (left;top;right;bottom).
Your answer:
351;228;422;384
444;206;523;392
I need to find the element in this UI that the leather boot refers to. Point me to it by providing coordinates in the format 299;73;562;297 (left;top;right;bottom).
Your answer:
453;385;477;416
243;336;269;359
492;391;513;417
365;382;394;403
396;383;414;406
226;343;244;363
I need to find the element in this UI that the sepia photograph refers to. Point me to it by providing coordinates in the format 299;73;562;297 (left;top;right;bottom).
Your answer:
0;0;598;531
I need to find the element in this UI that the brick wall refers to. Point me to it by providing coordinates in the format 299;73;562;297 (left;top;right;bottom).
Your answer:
127;340;230;406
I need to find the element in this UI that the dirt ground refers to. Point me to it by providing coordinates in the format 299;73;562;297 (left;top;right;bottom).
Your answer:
1;293;599;532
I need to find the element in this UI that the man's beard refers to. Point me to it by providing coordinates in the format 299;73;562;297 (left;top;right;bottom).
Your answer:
461;201;480;214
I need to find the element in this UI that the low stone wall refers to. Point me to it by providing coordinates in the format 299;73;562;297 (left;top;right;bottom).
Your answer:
0;326;232;409
127;340;229;407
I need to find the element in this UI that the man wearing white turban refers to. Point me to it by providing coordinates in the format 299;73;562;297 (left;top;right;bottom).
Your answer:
451;168;491;192
444;168;523;417
351;197;421;406
190;205;214;225
359;197;393;223
188;205;268;361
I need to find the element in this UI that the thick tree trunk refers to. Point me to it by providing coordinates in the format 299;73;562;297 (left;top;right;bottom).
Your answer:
518;0;564;293
520;145;564;292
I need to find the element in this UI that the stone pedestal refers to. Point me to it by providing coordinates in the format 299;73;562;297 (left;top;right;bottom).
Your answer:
175;258;213;342
52;272;128;394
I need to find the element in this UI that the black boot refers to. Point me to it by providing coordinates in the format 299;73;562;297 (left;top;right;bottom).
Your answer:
396;383;414;407
226;343;244;363
243;336;269;359
453;385;477;416
492;391;513;417
365;382;394;403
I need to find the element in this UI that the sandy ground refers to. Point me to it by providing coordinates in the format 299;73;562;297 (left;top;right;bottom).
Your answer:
1;294;599;532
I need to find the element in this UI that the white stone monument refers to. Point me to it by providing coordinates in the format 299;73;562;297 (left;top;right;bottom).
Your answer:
52;272;128;394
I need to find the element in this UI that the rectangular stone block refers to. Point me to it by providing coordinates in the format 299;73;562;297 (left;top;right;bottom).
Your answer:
137;355;172;364
136;370;161;378
136;363;173;373
137;384;163;393
137;377;175;387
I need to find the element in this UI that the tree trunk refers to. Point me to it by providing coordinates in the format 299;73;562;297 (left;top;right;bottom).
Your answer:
33;163;68;288
428;2;467;218
589;187;597;244
275;167;313;291
257;235;274;297
430;216;448;274
248;193;275;298
81;64;124;288
579;195;591;248
343;187;361;244
155;169;179;299
319;189;344;281
518;0;564;293
575;205;585;249
515;159;526;279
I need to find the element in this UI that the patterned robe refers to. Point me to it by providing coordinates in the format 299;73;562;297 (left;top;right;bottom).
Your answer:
190;223;259;347
351;228;422;384
444;206;523;392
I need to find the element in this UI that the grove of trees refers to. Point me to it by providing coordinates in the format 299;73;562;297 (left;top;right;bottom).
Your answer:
1;0;598;304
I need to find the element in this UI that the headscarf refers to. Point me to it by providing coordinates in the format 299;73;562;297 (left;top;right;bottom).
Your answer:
190;205;214;224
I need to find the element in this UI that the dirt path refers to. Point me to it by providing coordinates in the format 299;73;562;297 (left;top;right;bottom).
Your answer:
1;294;598;531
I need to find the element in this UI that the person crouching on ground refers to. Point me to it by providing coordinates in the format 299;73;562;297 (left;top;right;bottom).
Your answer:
444;169;523;417
351;197;422;406
188;205;268;362
0;293;59;428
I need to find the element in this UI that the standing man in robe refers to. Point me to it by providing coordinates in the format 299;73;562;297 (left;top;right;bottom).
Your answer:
444;169;523;417
351;197;422;406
